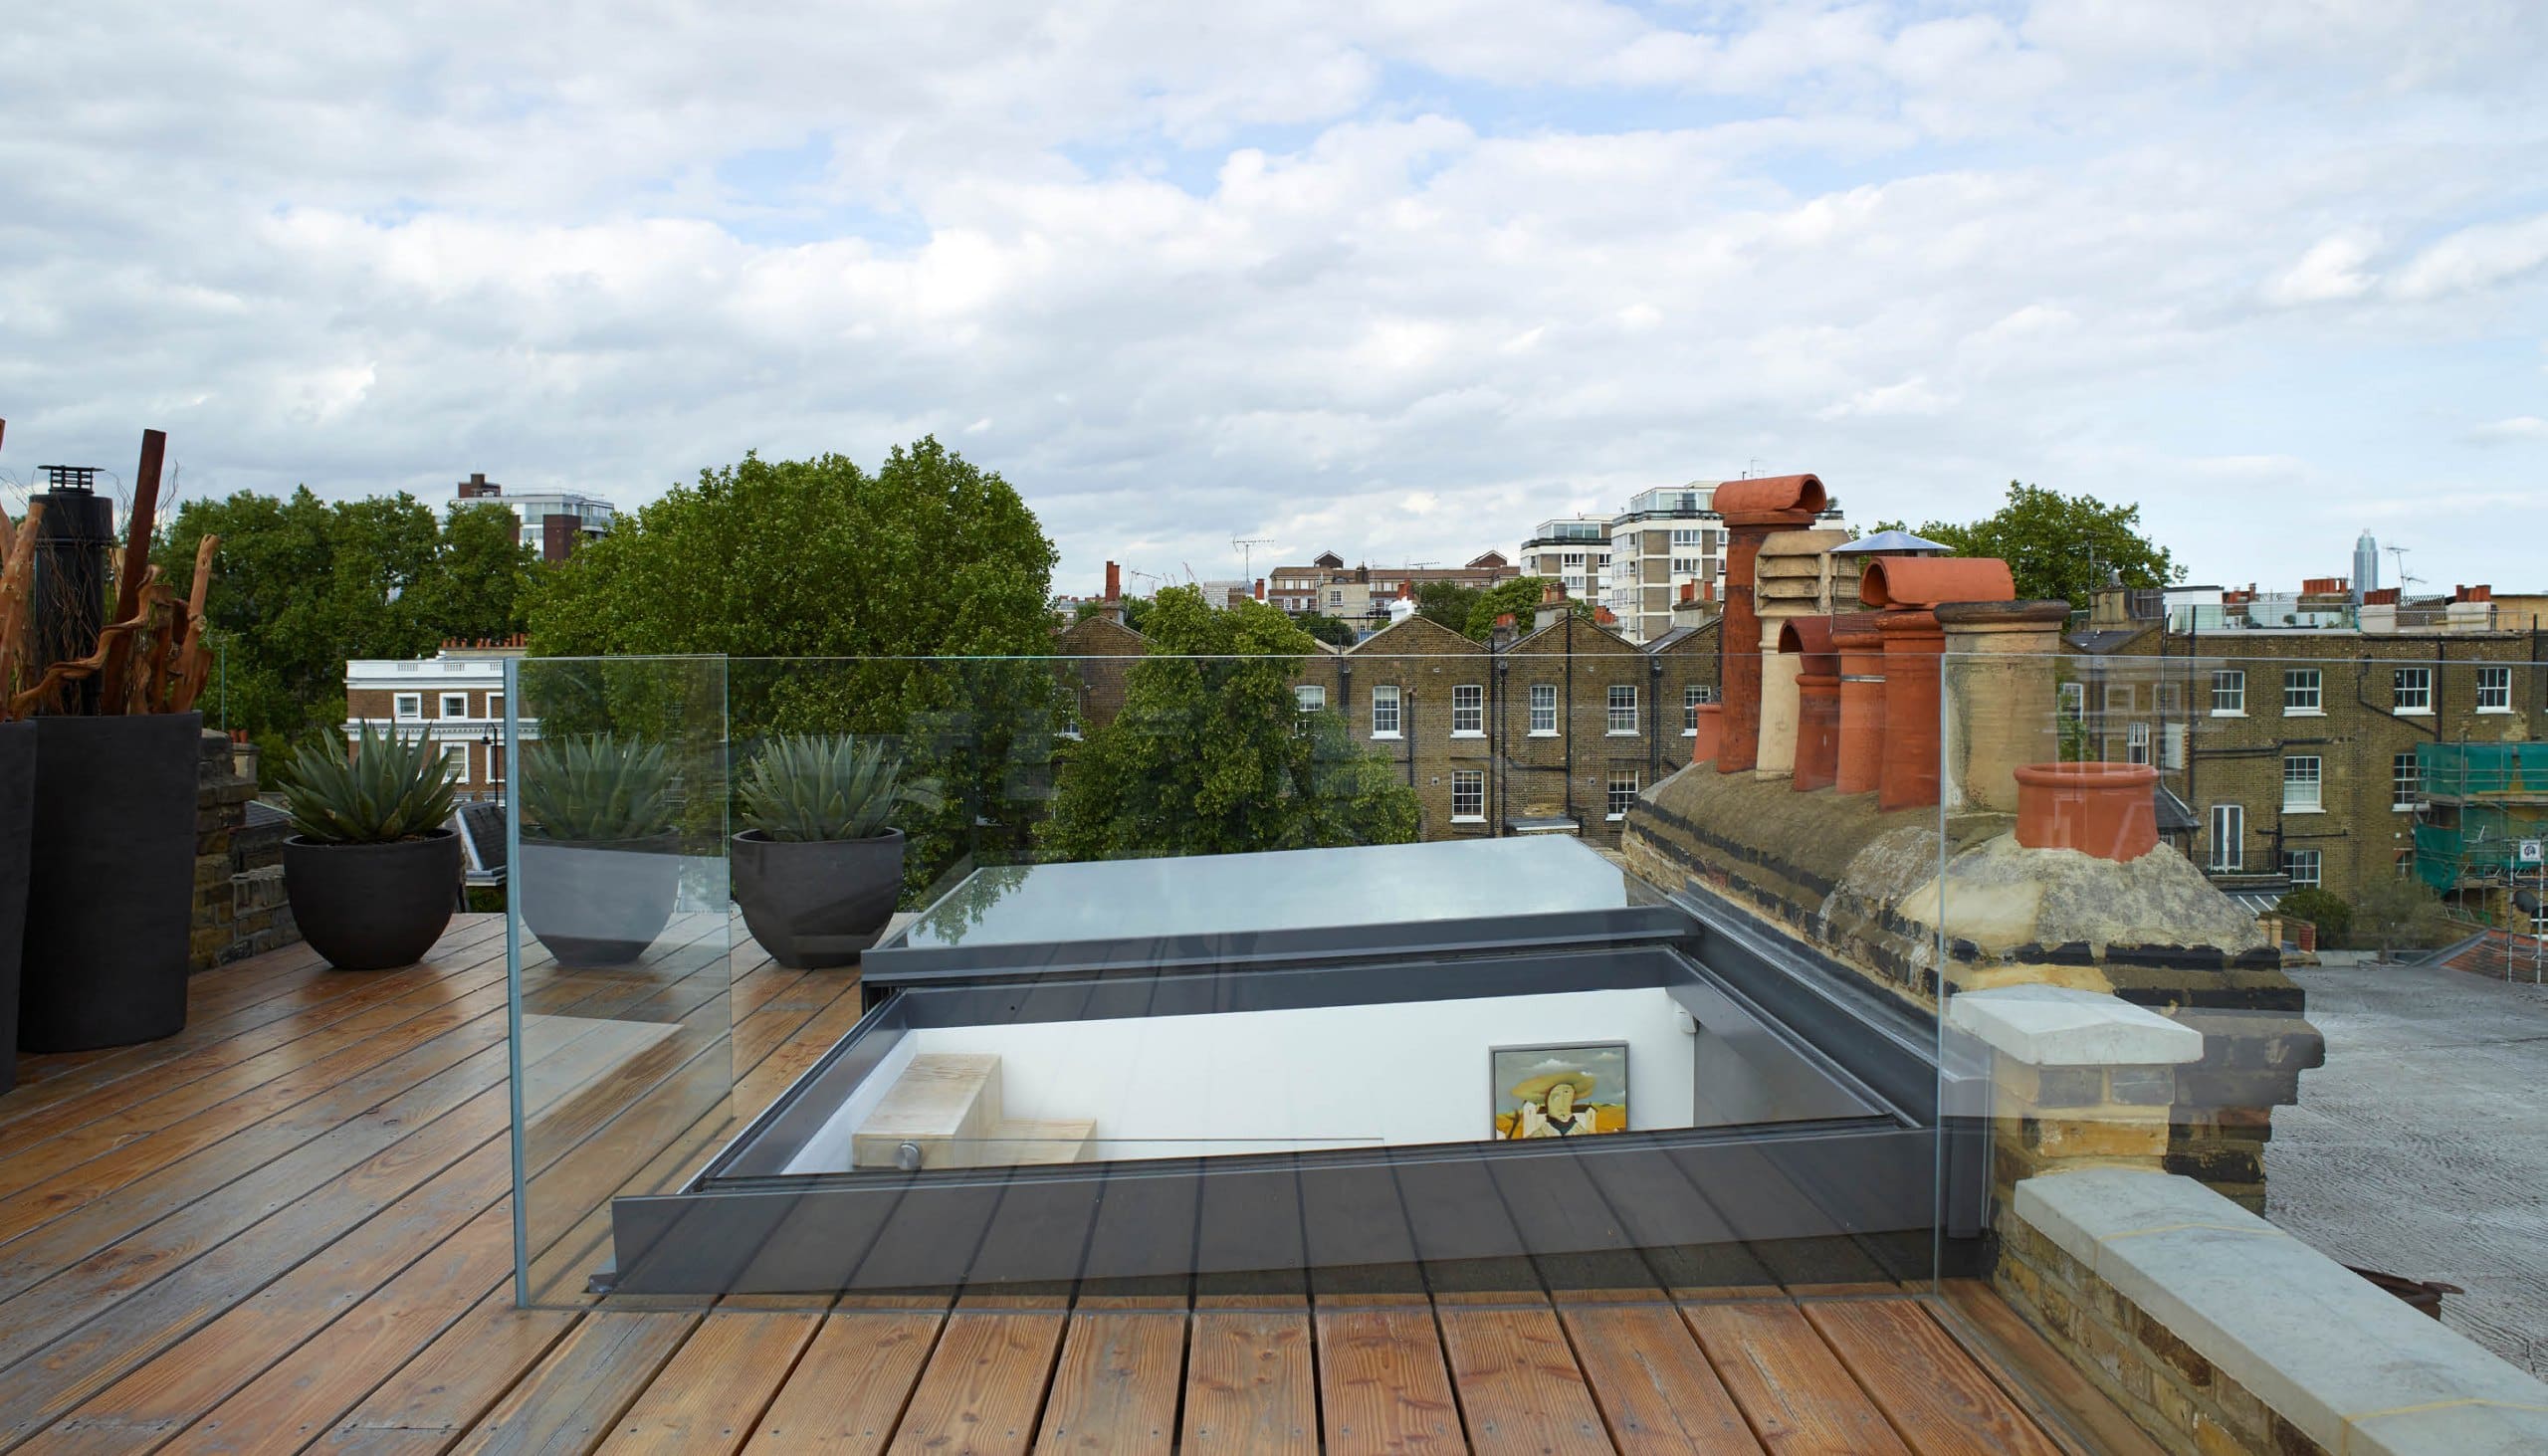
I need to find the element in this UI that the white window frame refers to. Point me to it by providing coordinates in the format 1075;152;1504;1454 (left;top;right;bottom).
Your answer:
2393;751;2420;811
439;692;469;720
2476;665;2511;713
1605;770;1639;821
1450;769;1485;823
1295;685;1325;714
1683;685;1707;734
2161;722;2187;771
392;693;422;722
2210;670;2244;717
2282;669;2321;716
2282;848;2321;888
2282;755;2322;813
1328;588;1344;607
1371;685;1401;738
2057;682;2084;721
487;741;506;786
1451;684;1484;736
1606;685;1638;735
2393;666;2432;715
2209;803;2243;872
488;693;505;723
2126;721;2151;765
443;741;471;784
1528;684;1558;735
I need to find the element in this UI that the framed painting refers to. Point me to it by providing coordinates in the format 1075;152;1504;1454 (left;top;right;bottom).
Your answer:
1491;1042;1627;1140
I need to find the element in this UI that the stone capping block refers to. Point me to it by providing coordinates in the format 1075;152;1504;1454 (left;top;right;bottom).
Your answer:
1947;984;2203;1068
2016;1167;2548;1455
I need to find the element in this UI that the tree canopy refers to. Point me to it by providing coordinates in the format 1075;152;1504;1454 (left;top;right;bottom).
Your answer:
1072;594;1154;635
1461;575;1589;641
1038;586;1421;860
1295;611;1361;647
1415;580;1481;634
1873;483;2182;609
523;439;1063;895
153;488;535;782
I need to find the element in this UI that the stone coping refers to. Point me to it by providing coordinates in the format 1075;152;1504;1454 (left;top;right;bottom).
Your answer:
1948;984;2203;1068
2016;1168;2548;1455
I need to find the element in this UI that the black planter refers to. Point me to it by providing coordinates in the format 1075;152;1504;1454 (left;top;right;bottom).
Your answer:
284;829;463;971
0;724;36;1091
22;713;200;1052
519;832;681;967
732;829;906;970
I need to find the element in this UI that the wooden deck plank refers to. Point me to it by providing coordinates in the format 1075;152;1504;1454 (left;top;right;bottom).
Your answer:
742;1310;945;1455
1034;1308;1185;1455
1935;1281;2168;1456
141;1202;520;1456
456;1311;701;1456
302;1287;582;1456
880;1307;1067;1456
1559;1304;1762;1455
1181;1308;1315;1456
1436;1303;1610;1456
1802;1300;2068;1456
1680;1302;1912;1456
1316;1304;1468;1454
595;1308;823;1455
0;918;507;1139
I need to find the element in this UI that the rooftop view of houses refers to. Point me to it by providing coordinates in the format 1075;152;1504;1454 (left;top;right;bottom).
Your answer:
6;5;2548;1453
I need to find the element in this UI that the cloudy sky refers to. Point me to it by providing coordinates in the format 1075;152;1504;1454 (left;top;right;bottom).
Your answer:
4;0;2543;597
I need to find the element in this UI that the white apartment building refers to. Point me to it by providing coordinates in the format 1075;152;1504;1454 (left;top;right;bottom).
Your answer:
1517;516;1611;603
1605;483;1728;644
451;474;616;562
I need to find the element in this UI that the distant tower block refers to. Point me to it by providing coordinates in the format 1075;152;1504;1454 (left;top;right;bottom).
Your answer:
2353;530;2379;606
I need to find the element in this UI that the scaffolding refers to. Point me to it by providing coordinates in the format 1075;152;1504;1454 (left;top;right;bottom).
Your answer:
2414;742;2548;936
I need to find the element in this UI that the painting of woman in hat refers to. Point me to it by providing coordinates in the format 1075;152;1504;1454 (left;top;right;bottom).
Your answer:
1492;1044;1627;1139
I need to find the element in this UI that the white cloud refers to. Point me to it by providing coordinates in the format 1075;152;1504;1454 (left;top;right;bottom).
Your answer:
1;1;2545;595
2264;234;2379;305
2470;415;2548;443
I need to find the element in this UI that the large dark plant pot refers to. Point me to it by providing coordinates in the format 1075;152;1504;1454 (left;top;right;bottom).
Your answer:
0;723;35;1090
285;829;463;971
732;829;905;970
520;832;681;967
22;713;199;1052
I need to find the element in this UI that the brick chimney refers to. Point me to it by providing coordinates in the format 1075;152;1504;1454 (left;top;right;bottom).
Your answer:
457;472;500;500
539;515;577;562
1254;578;1265;600
1712;474;1829;775
1101;561;1125;625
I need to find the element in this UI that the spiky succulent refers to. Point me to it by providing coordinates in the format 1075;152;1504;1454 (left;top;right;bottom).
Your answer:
519;734;679;842
739;734;943;842
278;724;461;845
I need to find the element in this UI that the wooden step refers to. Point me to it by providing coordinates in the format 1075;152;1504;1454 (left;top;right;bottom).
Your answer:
851;1053;1002;1168
972;1118;1098;1166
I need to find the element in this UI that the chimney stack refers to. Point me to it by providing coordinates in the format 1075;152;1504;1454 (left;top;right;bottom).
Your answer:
1254;578;1265;600
1101;561;1126;625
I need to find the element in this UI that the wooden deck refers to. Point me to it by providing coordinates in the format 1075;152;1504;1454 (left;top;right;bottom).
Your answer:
0;916;2157;1454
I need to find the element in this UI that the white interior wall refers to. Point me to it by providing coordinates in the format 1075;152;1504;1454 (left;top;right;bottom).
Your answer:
785;987;1696;1172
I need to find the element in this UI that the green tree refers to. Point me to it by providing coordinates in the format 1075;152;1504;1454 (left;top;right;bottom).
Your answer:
1416;580;1482;633
1038;586;1420;860
524;439;1062;894
2350;875;2457;961
1461;575;1589;641
155;487;526;782
1874;483;2182;610
1295;611;1360;647
2275;887;2352;945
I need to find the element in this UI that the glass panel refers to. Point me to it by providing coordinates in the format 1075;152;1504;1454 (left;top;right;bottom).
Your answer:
1942;650;2548;1371
507;651;1942;1310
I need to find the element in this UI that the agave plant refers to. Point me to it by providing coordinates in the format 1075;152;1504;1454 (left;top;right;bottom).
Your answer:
278;725;462;845
739;734;943;842
519;734;679;842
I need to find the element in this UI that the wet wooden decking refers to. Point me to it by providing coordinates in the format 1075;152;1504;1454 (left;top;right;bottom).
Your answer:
0;916;2156;1454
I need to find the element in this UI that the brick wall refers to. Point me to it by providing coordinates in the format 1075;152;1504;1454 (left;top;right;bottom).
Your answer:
191;731;297;969
1995;1208;2327;1455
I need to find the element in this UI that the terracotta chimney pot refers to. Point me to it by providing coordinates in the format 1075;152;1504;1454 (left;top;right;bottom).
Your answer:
1779;616;1841;791
1858;556;2017;610
2015;763;2160;862
1688;703;1724;765
1716;472;1827;775
1829;612;1886;795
